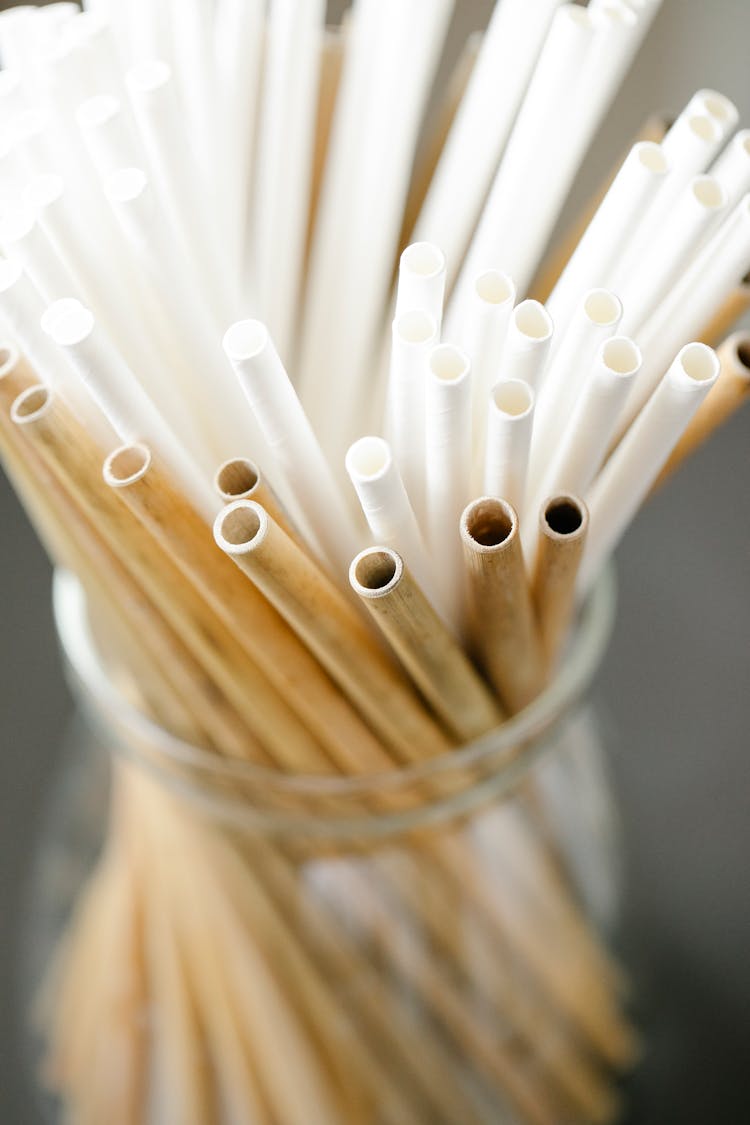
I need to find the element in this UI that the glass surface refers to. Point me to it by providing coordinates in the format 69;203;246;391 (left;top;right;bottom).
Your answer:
23;569;630;1125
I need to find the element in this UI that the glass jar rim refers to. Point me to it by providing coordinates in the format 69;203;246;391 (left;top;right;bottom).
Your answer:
52;565;616;807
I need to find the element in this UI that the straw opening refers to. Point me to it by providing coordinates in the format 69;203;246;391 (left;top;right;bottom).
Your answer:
464;499;515;548
394;309;436;345
735;339;750;372
223;319;268;360
429;344;469;382
692;176;725;208
544;498;584;537
105;445;152;487
584;289;621;327
513;301;552;340
402;242;444;279
346;436;390;480
474;270;513;305
680;343;718;383
12;385;51;422
215;458;260;499
492;380;533;417
688;114;719;142
352;549;401;593
637;142;669;174
602;337;641;376
219;505;263;547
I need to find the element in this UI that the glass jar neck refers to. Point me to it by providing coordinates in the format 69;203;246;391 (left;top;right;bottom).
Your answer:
52;567;617;840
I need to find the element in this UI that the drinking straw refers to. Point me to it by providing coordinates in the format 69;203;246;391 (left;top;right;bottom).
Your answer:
580;343;720;593
689;88;739;140
482;379;535;515
222;319;361;579
496;300;553;390
413;0;563;284
400;32;481;248
0;205;82;303
531;113;670;303
252;0;324;363
76;95;149;181
104;444;392;777
0;260;106;434
394;242;447;330
41;298;215;517
618;174;728;338
126;61;234;323
450;269;516;455
103;168;263;468
213;0;264;293
527;290;622;503
617;193;750;435
425;344;472;629
532;495;589;670
460;497;544;713
386;309;439;525
654;332;750;489
214;501;452;761
214;458;294;540
526;337;641;566
345;436;436;607
546;141;670;333
711;129;750;209
350;547;504;740
164;0;218;182
11;385;323;767
453;5;596;308
298;0;452;462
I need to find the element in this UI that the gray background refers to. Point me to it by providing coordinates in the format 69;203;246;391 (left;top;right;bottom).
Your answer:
1;0;749;1122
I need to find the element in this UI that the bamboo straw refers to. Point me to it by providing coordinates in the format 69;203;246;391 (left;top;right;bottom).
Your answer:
11;386;326;769
214;500;453;763
654;332;750;489
103;441;393;776
532;495;590;670
699;271;750;346
460;498;545;713
350;547;504;741
214;456;295;537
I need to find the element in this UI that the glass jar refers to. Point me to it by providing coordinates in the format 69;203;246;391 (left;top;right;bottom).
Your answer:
24;566;630;1125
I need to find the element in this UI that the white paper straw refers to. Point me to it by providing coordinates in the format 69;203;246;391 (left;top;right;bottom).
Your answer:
452;269;516;453
618;193;750;434
298;0;452;463
496;300;553;390
345;435;435;604
689;89;739;142
579;343;719;593
76;94;149;181
223;319;361;580
214;0;264;290
394;242;447;331
710;129;750;210
425;344;472;628
619;175;728;339
527;289;622;502
525;337;641;566
252;0;324;365
483;379;535;514
0;258;105;432
413;0;563;284
386;309;439;527
547;142;670;335
0;205;81;304
126;60;234;324
165;0;218;174
42;297;215;518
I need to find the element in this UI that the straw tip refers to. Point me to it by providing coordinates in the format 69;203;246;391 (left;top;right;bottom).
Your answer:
127;59;171;94
223;320;269;363
474;270;515;307
104;444;152;489
213;499;268;555
400;241;446;279
345;436;391;482
106;167;148;204
0;341;20;377
76;94;121;129
676;342;720;385
42;298;94;347
349;547;403;598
